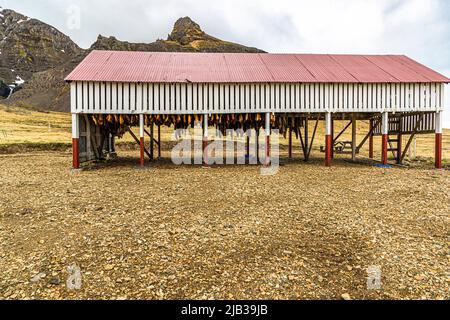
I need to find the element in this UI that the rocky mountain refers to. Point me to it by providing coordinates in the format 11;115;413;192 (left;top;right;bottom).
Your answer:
1;9;264;112
91;17;263;53
0;8;84;85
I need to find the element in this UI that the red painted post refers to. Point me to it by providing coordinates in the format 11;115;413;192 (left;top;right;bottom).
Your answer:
72;138;79;169
369;119;374;159
325;112;332;167
435;111;443;169
72;114;80;169
325;135;332;167
139;114;145;167
382;135;388;165
435;133;442;169
381;112;388;165
140;137;145;166
330;117;334;159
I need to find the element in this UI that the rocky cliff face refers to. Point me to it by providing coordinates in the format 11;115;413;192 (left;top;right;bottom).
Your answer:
0;8;84;85
1;9;264;111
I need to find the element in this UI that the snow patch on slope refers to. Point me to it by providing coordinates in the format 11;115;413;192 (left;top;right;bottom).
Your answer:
15;76;25;86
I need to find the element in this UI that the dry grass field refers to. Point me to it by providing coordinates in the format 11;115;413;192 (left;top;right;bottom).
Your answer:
0;104;449;300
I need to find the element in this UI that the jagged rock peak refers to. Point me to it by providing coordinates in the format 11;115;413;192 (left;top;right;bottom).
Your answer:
168;17;215;45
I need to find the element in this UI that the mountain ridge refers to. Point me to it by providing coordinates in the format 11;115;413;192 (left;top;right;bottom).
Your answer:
0;9;264;112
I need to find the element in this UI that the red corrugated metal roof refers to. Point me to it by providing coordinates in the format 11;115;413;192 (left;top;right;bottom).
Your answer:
65;50;450;83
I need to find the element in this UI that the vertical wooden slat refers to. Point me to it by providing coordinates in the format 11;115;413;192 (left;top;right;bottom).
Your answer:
111;83;117;111
333;84;339;112
88;82;94;111
186;83;192;113
122;83;129;112
229;84;235;112
423;83;430;109
70;82;77;112
94;82;100;111
117;83;123;111
305;84;310;111
128;83;135;111
343;84;348;111
431;83;437;109
82;82;88;112
225;84;230;112
213;84;219;112
136;83;142;112
347;83;353;111
192;83;198;112
76;82;83;111
200;84;206;112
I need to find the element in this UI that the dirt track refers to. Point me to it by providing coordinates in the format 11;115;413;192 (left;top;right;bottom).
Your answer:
0;150;449;300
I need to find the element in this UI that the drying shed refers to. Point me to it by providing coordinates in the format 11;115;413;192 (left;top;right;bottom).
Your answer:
65;50;449;168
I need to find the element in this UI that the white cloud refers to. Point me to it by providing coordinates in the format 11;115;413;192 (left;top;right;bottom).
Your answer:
1;0;449;126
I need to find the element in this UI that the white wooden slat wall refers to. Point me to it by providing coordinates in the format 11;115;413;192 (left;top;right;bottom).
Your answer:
70;81;445;114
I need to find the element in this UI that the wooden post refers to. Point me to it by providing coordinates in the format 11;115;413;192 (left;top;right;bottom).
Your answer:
330;117;334;159
256;128;260;163
157;124;161;159
351;113;357;161
396;116;402;164
325;112;332;167
435;111;443;169
139;114;145;167
72;114;80;169
369;119;374;159
304;117;309;162
288;126;292;159
203;114;208;166
396;134;402;164
150;121;154;160
381;112;389;165
265;112;271;166
246;133;250;164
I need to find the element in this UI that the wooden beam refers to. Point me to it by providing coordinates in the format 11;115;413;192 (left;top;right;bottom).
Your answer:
288;127;292;159
304;117;309;161
400;115;424;163
158;125;161;159
144;129;159;145
298;126;306;160
333;120;352;143
357;118;380;152
306;115;320;161
128;128;151;159
351;113;357;160
150;122;154;160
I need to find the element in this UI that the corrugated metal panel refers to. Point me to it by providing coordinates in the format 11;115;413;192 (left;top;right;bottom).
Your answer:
258;54;315;82
364;55;429;82
391;55;450;83
65;51;450;84
329;55;399;83
295;54;357;82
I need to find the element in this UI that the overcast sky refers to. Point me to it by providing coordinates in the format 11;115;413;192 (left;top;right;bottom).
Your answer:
1;0;450;126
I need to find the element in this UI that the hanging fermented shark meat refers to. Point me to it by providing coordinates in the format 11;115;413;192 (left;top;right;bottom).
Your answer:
88;112;309;145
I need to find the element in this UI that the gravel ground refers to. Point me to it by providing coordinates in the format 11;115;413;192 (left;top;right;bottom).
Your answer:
0;150;449;300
